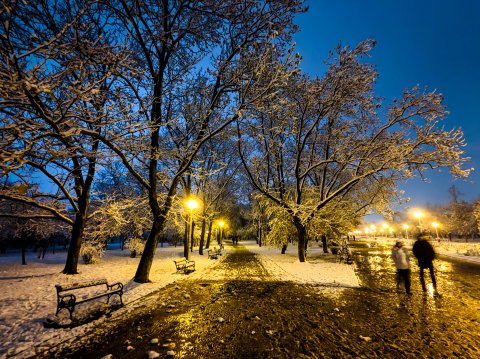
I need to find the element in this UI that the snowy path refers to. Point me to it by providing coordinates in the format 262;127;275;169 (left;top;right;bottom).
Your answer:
0;241;358;358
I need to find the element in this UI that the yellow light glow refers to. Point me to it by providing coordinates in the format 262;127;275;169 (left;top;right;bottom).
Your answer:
402;224;409;230
414;210;424;219
218;220;225;228
432;222;439;228
186;199;199;211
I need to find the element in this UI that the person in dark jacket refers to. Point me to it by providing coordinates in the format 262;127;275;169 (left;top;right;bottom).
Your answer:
412;233;438;294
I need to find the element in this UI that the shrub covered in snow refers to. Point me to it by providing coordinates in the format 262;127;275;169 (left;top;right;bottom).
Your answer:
79;242;105;264
125;237;145;258
465;246;480;256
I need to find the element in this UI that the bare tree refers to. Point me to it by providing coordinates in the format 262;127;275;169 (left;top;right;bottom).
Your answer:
0;0;131;273
237;40;472;261
442;200;477;240
474;200;480;235
85;0;304;282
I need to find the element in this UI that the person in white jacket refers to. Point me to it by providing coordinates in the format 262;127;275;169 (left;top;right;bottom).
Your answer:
391;241;411;295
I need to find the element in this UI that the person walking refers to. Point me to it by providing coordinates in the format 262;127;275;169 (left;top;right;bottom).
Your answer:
391;241;411;295
412;233;438;294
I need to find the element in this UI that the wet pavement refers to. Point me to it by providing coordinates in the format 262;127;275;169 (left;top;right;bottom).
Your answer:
48;242;480;358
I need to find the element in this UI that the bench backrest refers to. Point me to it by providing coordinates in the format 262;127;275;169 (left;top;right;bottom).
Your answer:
55;278;108;293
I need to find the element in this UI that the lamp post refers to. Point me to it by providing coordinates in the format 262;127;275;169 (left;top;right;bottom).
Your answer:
414;210;424;231
218;220;225;245
370;224;376;240
185;199;199;259
432;222;440;241
402;224;410;240
381;223;388;238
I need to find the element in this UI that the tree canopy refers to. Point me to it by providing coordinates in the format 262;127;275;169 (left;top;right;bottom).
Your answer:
0;2;473;277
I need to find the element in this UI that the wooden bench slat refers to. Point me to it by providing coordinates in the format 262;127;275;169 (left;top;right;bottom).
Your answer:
173;258;195;273
55;278;108;292
74;290;123;304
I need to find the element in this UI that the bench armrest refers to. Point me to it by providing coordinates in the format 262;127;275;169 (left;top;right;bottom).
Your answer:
107;282;123;292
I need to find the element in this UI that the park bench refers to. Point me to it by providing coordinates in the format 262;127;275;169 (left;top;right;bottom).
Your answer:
207;246;223;259
55;278;123;320
207;248;218;259
173;258;195;273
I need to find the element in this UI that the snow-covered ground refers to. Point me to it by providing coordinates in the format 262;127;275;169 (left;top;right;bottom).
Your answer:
0;240;358;358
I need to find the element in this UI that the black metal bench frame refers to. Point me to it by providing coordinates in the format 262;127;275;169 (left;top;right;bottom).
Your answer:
208;246;223;259
55;278;123;319
207;248;217;259
173;258;195;273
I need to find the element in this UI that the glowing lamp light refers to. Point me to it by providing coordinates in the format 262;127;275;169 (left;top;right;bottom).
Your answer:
414;210;424;219
186;199;199;211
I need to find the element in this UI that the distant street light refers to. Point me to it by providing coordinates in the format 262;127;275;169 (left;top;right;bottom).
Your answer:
414;210;424;230
402;224;410;240
218;220;225;244
370;224;377;239
382;223;388;237
185;198;200;259
432;222;440;240
186;199;199;211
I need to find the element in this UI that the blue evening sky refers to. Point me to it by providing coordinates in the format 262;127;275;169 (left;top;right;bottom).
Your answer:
294;0;480;207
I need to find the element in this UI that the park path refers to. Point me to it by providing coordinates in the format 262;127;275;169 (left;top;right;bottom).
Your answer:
46;242;480;358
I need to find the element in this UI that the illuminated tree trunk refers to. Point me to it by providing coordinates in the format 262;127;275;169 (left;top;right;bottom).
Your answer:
294;218;307;262
199;218;207;255
205;220;213;249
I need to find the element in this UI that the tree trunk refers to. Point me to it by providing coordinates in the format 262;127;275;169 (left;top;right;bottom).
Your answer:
205;220;213;249
63;213;87;274
121;234;125;251
184;214;190;260
321;234;328;253
21;237;27;265
190;220;195;252
294;218;307;262
63;162;95;274
281;244;287;254
134;218;165;283
199;218;206;255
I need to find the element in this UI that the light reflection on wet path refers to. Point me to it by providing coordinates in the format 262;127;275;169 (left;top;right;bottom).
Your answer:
344;240;480;357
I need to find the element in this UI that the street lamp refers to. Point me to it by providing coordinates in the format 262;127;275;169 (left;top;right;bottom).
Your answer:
414;210;424;230
218;220;225;244
432;222;440;240
185;198;200;259
402;224;410;240
370;224;376;240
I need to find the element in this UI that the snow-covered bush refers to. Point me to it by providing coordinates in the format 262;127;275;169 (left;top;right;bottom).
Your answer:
465;246;480;257
125;237;145;258
79;242;105;264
